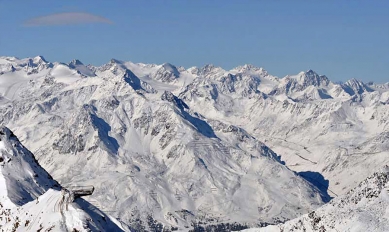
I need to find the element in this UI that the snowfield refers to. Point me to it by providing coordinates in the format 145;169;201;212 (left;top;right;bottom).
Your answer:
0;56;388;231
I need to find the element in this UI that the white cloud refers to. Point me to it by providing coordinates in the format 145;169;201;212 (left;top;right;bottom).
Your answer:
24;12;113;26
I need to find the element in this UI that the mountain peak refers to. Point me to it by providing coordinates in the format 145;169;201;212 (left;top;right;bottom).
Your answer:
161;62;179;72
295;69;330;86
200;64;225;76
161;90;189;109
161;62;179;74
342;78;374;95
69;59;84;66
232;64;268;75
32;55;48;65
297;69;318;77
68;59;96;77
346;78;363;84
110;58;123;64
151;62;180;82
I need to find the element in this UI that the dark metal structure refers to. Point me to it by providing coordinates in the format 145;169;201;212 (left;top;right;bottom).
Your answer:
68;186;95;198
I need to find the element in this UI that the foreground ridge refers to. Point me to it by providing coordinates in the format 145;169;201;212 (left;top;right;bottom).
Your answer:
0;126;127;232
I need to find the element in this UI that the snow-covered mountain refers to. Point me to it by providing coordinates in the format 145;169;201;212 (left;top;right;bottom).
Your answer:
0;55;388;231
175;65;389;199
0;126;126;231
0;126;59;208
243;167;389;231
68;59;96;77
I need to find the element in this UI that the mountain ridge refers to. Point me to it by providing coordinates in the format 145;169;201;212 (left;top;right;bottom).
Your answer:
0;126;127;231
2;55;386;85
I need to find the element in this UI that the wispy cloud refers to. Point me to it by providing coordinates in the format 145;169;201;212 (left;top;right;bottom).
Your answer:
24;12;113;26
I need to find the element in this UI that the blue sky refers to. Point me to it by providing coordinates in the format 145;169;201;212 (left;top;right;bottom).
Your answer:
0;1;388;82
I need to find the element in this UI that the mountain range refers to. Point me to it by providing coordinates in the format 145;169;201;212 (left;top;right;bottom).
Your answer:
0;55;388;231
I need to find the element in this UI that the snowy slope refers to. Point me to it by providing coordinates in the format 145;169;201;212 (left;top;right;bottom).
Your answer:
0;56;85;101
243;167;389;232
1;189;127;232
0;126;59;209
0;126;127;231
176;66;389;199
